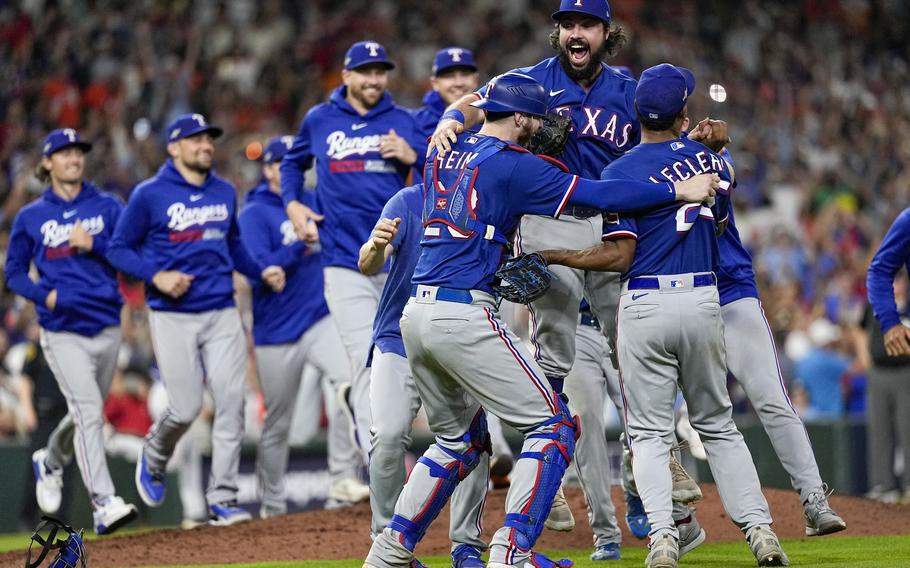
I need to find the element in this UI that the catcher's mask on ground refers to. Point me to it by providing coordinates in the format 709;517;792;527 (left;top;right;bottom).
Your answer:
25;516;87;568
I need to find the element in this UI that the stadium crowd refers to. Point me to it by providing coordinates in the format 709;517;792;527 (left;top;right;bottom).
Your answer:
0;0;908;507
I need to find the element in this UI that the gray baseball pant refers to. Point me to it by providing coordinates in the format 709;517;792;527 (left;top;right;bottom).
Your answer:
517;214;621;381
723;297;825;501
323;266;387;459
563;320;622;548
616;275;772;538
369;347;488;550
145;307;247;505
40;326;121;507
255;314;356;515
368;288;564;567
866;362;910;493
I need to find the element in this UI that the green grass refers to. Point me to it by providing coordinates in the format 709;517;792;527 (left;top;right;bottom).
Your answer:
3;533;907;567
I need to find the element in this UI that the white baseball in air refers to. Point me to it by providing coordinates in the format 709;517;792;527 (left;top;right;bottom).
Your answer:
709;84;727;103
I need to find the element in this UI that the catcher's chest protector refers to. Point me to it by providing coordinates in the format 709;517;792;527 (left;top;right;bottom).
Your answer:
422;136;508;246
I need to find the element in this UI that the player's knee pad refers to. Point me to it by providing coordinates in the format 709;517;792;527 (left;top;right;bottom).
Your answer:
388;409;491;551
506;394;580;552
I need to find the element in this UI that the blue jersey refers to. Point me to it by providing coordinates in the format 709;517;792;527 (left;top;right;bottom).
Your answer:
493;58;640;179
411;90;446;150
107;159;264;313
602;138;733;279
239;184;329;346
371;184;425;359
868;207;910;332
280;86;424;270
6;182;123;336
716;206;759;305
412;133;678;293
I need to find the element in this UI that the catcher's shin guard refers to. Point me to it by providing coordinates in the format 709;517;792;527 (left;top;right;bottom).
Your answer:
506;394;580;552
388;409;492;551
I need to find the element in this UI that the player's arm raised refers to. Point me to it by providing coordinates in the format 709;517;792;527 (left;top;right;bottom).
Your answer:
429;93;484;156
358;217;400;276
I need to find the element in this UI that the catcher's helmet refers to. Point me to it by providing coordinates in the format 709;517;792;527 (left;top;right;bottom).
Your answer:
471;73;548;117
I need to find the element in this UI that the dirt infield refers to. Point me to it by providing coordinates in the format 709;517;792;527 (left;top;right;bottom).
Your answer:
3;485;908;567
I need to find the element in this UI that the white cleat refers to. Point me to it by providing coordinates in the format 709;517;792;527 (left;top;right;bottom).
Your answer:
544;486;576;532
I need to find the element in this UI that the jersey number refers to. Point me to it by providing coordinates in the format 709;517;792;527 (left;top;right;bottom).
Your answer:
675;203;714;234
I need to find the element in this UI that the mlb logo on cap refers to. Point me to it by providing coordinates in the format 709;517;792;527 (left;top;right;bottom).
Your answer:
552;0;611;23
42;128;92;157
432;46;477;76
167;113;224;142
634;63;696;123
263;135;294;163
344;40;396;71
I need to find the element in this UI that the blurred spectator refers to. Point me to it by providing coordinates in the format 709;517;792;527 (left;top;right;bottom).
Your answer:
792;318;850;419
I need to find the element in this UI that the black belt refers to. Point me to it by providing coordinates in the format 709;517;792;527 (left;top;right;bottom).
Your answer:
564;205;600;219
580;312;601;330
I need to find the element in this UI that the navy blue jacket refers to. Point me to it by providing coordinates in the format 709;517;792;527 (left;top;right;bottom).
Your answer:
6;182;123;336
107;160;263;313
238;184;329;346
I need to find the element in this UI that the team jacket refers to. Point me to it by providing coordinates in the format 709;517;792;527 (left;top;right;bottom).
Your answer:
868;207;910;332
499;58;640;179
238;184;329;346
602;138;733;279
107;159;263;313
6;182;123;336
280;86;423;270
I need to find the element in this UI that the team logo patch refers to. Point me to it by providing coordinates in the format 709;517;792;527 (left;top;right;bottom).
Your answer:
466;136;478;144
606;212;620;225
436;197;448;210
671;141;685;151
670;279;684;288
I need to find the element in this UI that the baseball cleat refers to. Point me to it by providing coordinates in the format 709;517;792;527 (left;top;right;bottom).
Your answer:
135;446;166;507
746;525;789;566
804;486;847;536
32;449;64;515
93;496;138;535
544;486;575;531
669;452;702;503
488;551;573;567
677;513;706;557
589;542;621;561
452;544;486;567
625;491;650;539
328;477;370;504
209;501;253;526
645;533;679;568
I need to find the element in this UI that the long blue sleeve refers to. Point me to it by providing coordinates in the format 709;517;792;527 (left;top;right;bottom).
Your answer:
237;208;305;270
228;211;265;280
87;200;122;258
868;208;910;332
569;177;677;213
280;113;314;207
106;188;157;283
5;215;51;306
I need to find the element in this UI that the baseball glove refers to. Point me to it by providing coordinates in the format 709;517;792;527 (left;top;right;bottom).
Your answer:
527;113;572;157
492;252;553;304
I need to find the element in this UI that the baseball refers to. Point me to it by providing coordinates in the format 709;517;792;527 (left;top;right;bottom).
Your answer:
709;83;728;103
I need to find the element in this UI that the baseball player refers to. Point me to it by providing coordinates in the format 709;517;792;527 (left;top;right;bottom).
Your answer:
363;72;717;568
6;129;138;535
107;113;286;525
281;41;424;458
542;64;787;568
240;136;367;517
360;183;488;567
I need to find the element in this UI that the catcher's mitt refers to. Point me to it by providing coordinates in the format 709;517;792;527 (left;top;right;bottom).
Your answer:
492;252;553;304
527;113;572;157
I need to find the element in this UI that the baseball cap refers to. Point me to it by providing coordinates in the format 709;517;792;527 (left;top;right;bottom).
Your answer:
344;40;395;71
42;128;92;157
262;135;294;163
167;113;223;142
552;0;611;24
471;72;548;117
432;46;477;76
634;63;696;123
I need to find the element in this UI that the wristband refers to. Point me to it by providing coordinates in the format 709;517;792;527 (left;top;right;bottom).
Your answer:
441;109;465;124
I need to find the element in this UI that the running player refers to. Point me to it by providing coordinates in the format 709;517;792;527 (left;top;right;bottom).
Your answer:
108;113;286;525
7;128;137;535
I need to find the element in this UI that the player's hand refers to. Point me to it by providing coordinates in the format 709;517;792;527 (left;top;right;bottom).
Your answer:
689;118;732;153
884;324;910;357
286;200;323;243
261;265;286;293
69;219;93;252
380;129;417;165
371;217;401;250
674;173;719;203
45;289;57;311
152;270;194;299
429;118;464;157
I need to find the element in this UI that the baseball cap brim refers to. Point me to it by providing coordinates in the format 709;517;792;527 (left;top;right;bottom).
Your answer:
172;125;224;142
470;98;545;117
551;9;609;23
434;63;478;76
47;141;92;156
347;60;396;71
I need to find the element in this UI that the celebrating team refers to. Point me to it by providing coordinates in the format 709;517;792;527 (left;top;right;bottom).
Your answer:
8;1;849;567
